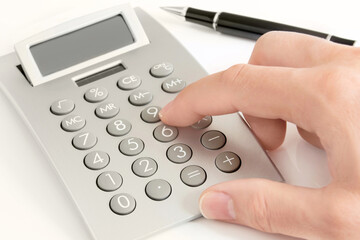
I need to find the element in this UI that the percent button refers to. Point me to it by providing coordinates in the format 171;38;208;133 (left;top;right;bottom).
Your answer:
84;87;108;103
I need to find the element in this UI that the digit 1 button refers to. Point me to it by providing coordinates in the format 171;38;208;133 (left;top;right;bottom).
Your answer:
50;99;75;115
61;115;86;132
110;193;136;215
72;132;97;150
215;152;242;173
150;62;174;78
180;165;206;187
141;106;161;123
84;151;110;170
201;130;226;150
162;77;186;93
132;157;157;177
117;75;141;90
119;137;144;156
84;87;108;103
145;179;172;201
153;124;178;142
167;143;192;164
97;171;123;192
191;116;212;129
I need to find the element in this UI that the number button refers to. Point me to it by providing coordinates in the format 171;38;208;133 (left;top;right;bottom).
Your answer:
132;157;157;177
84;151;110;170
215;152;242;173
95;102;119;119
201;130;226;150
61;115;86;132
141;106;161;123
129;90;153;106
167;144;192;164
50;99;74;115
107;119;132;136
117;75;141;90
180;165;207;187
145;179;172;201
119;137;144;156
162;77;186;93
97;171;122;192
150;62;174;78
84;87;108;103
191;116;212;129
110;193;136;215
72;132;97;150
153;124;178;142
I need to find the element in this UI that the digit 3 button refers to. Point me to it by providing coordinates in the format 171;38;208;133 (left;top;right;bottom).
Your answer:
167;143;192;164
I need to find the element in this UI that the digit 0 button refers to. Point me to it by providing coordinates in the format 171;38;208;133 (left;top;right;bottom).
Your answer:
201;130;226;150
145;179;172;201
132;157;157;177
110;193;136;215
117;75;141;90
50;99;74;115
150;62;174;78
153;124;178;142
215;152;241;173
97;171;122;192
61;115;86;132
72;132;97;150
180;165;206;187
84;151;110;170
167;144;192;164
84;87;108;103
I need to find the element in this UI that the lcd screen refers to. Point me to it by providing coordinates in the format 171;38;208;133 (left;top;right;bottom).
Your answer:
30;15;134;76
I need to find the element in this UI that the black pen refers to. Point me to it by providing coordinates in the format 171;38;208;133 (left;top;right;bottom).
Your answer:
161;6;358;46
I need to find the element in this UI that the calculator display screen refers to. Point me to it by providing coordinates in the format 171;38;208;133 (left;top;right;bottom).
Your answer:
30;15;134;76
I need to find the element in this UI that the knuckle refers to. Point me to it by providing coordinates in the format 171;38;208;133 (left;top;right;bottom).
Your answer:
220;64;250;92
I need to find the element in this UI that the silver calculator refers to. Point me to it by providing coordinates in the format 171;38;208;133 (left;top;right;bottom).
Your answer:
0;4;283;240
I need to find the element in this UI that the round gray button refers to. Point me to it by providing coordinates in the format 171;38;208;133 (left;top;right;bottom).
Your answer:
180;165;206;187
119;137;144;156
72;132;97;150
145;179;172;201
110;193;136;215
107;119;132;136
84;151;110;170
84;87;108;103
95;102;119;119
192;116;212;129
167;144;192;164
153;124;178;142
50;99;75;115
132;157;157;177
117;75;141;90
141;106;161;123
129;90;153;106
150;62;174;78
97;171;122;192
215;152;242;173
201;130;226;150
61;115;86;132
162;77;186;93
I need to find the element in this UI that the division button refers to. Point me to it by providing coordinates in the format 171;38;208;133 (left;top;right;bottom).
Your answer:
72;132;97;150
180;165;206;187
95;102;119;119
215;152;242;173
97;171;123;192
110;193;136;215
61;115;86;132
119;137;144;156
145;179;172;201
117;75;142;90
153;124;178;142
84;87;108;103
150;62;174;78
167;143;192;164
201;130;226;150
107;119;132;136
191;116;212;129
141;106;161;123
50;99;75;115
162;77;186;93
129;90;153;106
84;151;110;170
132;157;157;177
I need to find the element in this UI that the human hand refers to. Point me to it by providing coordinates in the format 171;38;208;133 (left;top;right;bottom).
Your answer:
159;31;360;239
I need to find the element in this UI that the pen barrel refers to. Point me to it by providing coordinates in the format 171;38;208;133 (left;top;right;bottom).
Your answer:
186;8;216;28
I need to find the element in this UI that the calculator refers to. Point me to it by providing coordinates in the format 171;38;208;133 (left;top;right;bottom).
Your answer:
0;4;283;240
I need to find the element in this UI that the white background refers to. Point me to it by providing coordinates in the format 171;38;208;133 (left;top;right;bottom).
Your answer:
1;0;359;239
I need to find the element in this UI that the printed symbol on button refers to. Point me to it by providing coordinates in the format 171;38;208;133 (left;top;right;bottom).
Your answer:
90;88;104;97
122;75;139;84
223;155;234;165
154;63;172;70
100;103;116;113
133;91;150;100
57;99;67;109
208;135;220;142
187;170;201;178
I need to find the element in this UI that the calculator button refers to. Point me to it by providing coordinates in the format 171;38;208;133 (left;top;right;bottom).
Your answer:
84;87;108;103
215;152;242;173
84;151;110;170
95;102;119;119
132;157;157;177
180;165;207;187
162;77;186;93
110;193;136;215
150;62;174;78
107;119;132;136
97;171;122;192
50;99;75;115
153;124;178;142
72;132;97;150
191;116;212;129
201;130;226;150
61;115;86;132
119;137;144;156
141;106;161;123
145;179;172;201
117;75;142;90
129;90;153;106
167;144;192;164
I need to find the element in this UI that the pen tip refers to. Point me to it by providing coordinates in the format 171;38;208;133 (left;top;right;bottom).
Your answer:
160;6;187;17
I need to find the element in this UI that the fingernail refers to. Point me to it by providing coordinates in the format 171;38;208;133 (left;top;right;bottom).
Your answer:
159;100;174;119
199;192;236;220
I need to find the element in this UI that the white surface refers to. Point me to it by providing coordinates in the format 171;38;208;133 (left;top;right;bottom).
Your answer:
0;0;359;239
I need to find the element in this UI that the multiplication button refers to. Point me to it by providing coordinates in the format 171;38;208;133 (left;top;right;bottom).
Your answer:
215;152;241;173
50;99;74;115
72;132;97;150
61;115;86;132
201;130;226;150
180;165;206;187
145;179;171;201
192;116;212;129
84;87;108;103
110;193;136;215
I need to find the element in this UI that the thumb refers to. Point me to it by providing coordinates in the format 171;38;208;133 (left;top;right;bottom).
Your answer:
199;179;323;239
